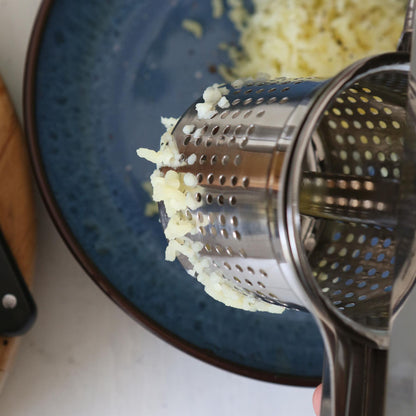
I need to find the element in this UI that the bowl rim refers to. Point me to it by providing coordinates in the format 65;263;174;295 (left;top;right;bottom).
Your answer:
23;0;321;387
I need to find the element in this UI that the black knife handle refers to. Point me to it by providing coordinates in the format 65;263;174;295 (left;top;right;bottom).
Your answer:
0;228;36;336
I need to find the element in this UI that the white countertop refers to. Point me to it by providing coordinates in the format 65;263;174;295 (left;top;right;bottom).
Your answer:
0;1;316;415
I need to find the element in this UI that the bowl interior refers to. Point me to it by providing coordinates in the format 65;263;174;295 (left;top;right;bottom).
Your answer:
28;0;323;383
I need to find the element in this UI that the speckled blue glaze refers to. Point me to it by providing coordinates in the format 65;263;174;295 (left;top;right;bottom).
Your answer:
34;0;323;380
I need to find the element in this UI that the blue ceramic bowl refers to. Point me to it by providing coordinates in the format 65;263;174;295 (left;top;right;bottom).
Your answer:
25;0;323;385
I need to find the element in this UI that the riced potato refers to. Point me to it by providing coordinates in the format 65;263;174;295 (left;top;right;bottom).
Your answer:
220;0;406;80
182;19;204;39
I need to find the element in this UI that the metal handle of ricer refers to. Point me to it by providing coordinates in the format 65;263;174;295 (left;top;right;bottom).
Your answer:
320;324;388;416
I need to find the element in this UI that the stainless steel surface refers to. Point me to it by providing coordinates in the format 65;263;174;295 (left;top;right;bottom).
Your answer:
301;68;407;324
162;1;416;415
172;77;324;309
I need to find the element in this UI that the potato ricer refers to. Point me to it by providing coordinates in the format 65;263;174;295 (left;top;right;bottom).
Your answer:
158;1;416;414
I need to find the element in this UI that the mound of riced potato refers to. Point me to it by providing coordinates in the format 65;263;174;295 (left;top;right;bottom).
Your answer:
218;0;406;80
137;89;284;314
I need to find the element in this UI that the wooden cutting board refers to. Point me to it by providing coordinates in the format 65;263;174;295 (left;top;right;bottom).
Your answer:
0;74;36;391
